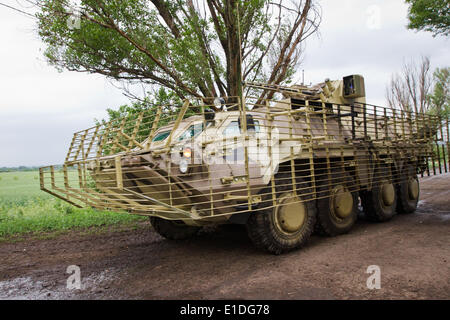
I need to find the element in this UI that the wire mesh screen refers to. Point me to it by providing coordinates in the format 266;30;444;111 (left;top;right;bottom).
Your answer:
40;90;450;224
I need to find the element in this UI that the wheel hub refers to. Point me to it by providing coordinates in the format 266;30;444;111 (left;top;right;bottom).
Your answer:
408;178;419;200
331;186;354;219
275;193;306;234
381;182;395;206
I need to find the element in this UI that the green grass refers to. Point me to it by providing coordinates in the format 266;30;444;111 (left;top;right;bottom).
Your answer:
0;171;147;241
0;171;49;203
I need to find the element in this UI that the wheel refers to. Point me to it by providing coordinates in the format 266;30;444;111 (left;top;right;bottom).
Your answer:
315;171;358;236
360;164;397;222
149;217;200;240
396;165;420;214
246;173;316;254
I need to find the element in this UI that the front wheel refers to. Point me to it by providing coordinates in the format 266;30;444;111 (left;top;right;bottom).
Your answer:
149;217;200;240
246;175;316;254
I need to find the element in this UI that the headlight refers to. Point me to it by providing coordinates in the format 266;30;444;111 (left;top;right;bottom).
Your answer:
179;158;189;174
183;147;192;158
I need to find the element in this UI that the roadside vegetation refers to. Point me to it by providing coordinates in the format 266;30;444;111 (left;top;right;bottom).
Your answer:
0;170;147;242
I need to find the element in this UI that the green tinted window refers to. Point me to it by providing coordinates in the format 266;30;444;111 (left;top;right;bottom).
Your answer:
152;130;171;142
223;121;240;137
177;123;204;141
223;120;260;137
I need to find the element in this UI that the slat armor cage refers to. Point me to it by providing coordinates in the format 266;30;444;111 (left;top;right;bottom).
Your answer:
39;82;450;225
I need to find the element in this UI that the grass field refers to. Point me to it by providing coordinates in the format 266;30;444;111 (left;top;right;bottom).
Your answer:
0;170;147;241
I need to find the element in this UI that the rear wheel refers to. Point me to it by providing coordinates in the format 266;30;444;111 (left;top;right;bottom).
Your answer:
315;171;358;236
360;165;397;222
396;165;420;214
246;173;316;254
149;217;200;240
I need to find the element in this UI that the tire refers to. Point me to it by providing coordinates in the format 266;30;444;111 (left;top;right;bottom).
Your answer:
149;217;200;240
246;173;316;254
396;165;420;214
315;170;358;236
360;164;397;222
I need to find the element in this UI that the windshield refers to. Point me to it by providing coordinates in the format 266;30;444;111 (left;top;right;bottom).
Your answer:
177;123;204;141
223;120;260;137
152;130;171;142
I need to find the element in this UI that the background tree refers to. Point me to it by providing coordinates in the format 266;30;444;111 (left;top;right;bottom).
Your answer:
386;58;449;119
386;56;432;114
429;67;450;118
405;0;450;37
30;0;321;103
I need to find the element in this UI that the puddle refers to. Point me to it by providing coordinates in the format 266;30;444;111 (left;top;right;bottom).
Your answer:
0;269;117;300
415;199;450;222
420;172;450;178
0;276;59;300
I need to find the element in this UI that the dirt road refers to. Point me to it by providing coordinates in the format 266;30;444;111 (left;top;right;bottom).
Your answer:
1;174;449;300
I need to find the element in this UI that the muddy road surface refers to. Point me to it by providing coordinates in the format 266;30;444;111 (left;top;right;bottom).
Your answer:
1;174;449;300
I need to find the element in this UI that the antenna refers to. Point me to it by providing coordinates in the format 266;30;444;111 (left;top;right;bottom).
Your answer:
237;2;243;79
236;1;244;103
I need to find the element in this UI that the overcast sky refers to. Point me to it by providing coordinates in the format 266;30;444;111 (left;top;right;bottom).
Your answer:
0;0;448;167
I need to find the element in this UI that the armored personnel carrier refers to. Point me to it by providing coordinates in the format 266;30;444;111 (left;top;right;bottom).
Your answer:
40;75;449;254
